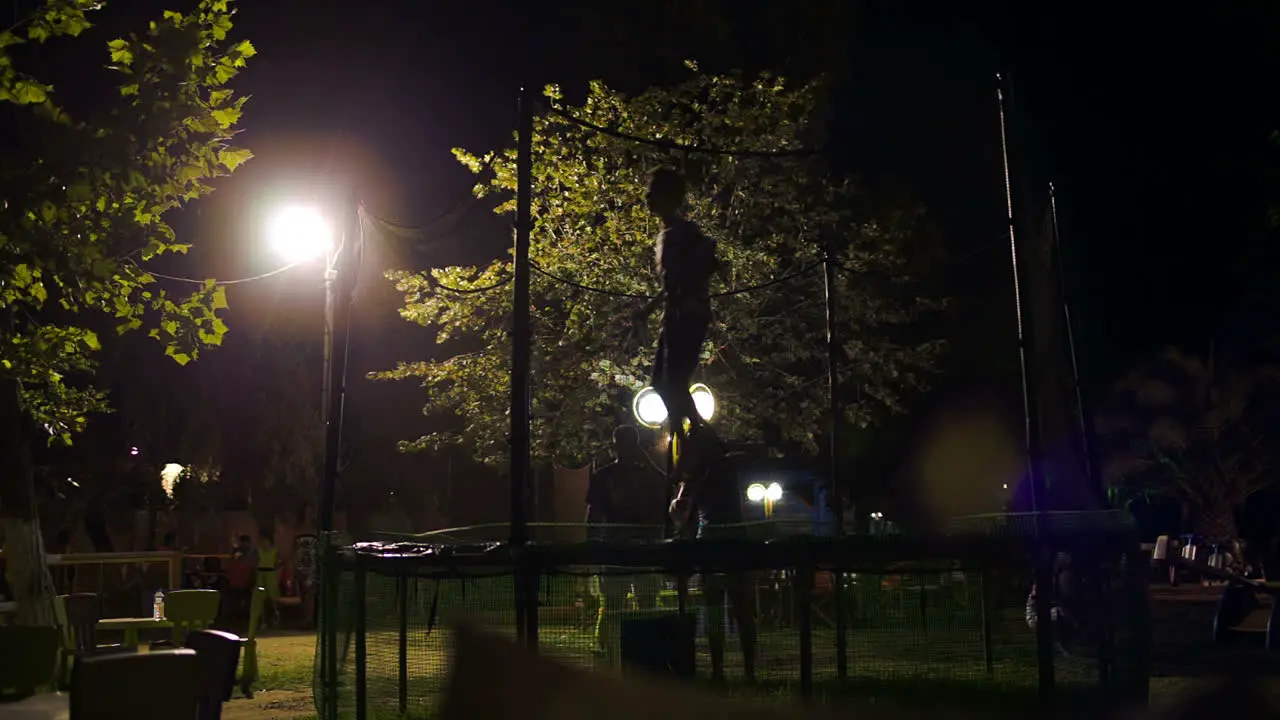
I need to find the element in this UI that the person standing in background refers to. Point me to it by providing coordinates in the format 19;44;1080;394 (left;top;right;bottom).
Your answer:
227;535;257;622
585;425;668;668
256;534;281;628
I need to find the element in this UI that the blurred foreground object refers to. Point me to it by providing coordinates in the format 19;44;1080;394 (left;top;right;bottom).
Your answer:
443;622;962;720
445;623;840;719
440;623;1271;720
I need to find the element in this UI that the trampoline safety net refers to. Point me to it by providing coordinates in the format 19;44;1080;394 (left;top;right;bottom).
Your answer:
313;512;1149;719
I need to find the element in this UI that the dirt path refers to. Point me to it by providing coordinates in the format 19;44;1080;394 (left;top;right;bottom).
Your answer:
223;690;315;720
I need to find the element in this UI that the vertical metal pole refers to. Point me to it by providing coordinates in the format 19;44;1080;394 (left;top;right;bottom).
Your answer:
511;86;533;547
397;576;408;715
1128;545;1152;708
668;434;690;616
797;564;814;700
996;72;1055;704
323;541;339;720
525;563;540;652
354;556;367;720
980;571;994;675
320;193;356;536
512;85;534;645
823;247;844;532
823;245;849;680
318;197;356;719
320;273;338;533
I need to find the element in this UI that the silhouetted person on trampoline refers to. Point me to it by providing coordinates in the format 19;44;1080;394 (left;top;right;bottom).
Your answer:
639;167;721;453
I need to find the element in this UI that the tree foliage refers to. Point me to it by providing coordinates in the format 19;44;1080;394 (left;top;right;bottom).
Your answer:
376;65;944;468
0;0;253;445
1099;346;1279;540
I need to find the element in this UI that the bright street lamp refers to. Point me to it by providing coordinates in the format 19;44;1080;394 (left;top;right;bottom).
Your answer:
746;481;783;518
267;205;333;264
631;384;716;429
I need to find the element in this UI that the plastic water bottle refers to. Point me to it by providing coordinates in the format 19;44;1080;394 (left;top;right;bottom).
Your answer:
153;590;165;620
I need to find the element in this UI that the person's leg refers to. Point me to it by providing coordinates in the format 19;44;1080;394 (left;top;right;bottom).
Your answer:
724;572;758;682
600;575;629;670
655;310;709;442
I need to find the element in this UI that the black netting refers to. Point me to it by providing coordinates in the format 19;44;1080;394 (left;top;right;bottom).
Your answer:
313;512;1150;719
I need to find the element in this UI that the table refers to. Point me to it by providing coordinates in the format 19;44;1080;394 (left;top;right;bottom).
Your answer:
96;617;173;646
0;692;68;720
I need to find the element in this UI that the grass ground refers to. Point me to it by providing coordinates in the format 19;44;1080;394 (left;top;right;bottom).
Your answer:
223;632;317;720
219;587;1280;719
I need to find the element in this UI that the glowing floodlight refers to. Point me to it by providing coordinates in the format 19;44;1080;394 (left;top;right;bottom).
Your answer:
746;481;782;518
268;204;333;263
632;387;668;428
689;383;715;422
631;384;717;429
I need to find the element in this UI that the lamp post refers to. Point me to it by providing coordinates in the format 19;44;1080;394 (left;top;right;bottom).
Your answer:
746;482;783;519
267;202;348;535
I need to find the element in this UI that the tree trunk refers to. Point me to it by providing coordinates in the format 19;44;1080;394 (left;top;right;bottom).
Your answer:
1191;499;1239;544
0;377;57;627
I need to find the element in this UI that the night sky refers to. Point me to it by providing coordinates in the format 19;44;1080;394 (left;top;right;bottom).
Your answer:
23;1;1277;517
198;0;1278;378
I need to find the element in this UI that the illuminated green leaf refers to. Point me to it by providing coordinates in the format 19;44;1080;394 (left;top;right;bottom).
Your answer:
218;147;252;171
106;38;132;65
12;81;48;104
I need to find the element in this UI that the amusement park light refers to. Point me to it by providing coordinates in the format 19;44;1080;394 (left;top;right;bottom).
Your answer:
746;483;766;502
631;384;716;429
765;482;783;502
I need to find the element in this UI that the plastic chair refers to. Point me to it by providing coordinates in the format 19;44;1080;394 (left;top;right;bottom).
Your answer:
70;648;200;720
185;629;242;720
55;593;127;687
149;589;220;648
0;625;60;700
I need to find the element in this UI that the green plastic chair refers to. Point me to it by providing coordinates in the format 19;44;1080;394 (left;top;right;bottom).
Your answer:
160;589;221;645
238;585;265;698
0;625;60;700
53;593;127;687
